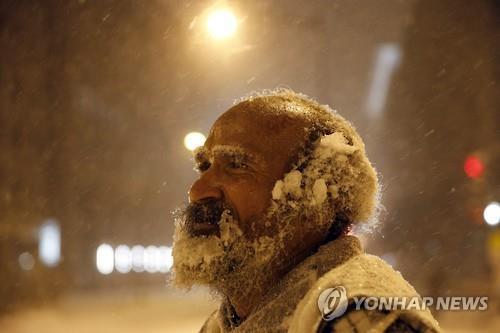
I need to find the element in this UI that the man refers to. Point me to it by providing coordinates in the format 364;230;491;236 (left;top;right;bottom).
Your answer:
172;89;441;332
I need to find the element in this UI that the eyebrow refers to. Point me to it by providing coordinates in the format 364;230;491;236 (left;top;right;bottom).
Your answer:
193;146;210;166
194;145;265;167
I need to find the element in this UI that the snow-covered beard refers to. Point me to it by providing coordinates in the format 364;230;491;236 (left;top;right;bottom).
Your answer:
171;194;335;301
171;202;279;292
172;206;243;288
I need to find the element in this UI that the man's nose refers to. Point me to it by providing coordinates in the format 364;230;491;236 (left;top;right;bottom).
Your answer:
188;172;223;203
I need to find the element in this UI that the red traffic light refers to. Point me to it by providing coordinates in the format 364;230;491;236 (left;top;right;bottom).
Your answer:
464;155;484;179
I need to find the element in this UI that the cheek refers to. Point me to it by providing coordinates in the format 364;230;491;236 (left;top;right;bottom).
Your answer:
225;178;274;223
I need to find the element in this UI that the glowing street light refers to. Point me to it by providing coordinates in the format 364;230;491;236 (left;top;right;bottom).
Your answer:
114;245;132;274
184;132;206;151
206;9;237;40
96;244;114;275
484;202;500;226
96;244;173;274
39;219;61;267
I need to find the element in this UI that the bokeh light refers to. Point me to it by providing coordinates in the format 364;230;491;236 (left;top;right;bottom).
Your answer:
131;245;145;273
96;244;172;274
206;9;237;40
38;219;61;267
184;132;206;151
18;252;35;271
484;202;500;226
158;246;173;273
464;155;484;179
114;245;132;274
96;244;114;275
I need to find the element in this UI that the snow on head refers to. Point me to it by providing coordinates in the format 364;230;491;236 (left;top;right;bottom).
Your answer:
239;88;380;231
318;132;358;156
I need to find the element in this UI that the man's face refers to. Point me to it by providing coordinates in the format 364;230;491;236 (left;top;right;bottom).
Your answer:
189;109;309;237
172;103;313;289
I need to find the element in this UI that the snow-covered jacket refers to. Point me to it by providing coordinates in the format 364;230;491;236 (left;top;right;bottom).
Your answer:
199;235;441;333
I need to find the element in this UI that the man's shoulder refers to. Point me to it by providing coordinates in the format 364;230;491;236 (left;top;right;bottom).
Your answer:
289;253;442;333
317;305;427;333
197;250;441;333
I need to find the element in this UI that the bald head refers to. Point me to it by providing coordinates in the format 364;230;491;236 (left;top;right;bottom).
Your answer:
219;90;379;226
206;98;312;177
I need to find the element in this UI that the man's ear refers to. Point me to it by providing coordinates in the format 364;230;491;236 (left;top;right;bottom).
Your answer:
325;213;351;242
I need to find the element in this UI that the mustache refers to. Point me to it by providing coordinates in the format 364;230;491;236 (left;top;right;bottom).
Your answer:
178;198;233;228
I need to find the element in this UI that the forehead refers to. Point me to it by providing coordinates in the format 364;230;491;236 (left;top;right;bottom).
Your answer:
203;104;309;170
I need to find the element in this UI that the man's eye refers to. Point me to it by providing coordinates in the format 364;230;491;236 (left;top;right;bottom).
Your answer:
228;161;248;170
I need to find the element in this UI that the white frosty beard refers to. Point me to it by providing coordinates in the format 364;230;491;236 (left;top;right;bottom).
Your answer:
172;210;273;289
172;207;298;293
173;210;234;288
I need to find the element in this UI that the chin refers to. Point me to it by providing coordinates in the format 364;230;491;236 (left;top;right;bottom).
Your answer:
170;207;292;291
171;227;226;288
171;262;216;289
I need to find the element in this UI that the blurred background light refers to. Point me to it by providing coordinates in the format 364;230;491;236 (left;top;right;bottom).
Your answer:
158;246;173;273
114;245;132;274
38;219;61;267
206;9;237;40
97;244;172;274
464;155;485;179
18;252;35;271
131;245;145;272
184;132;206;151
144;245;160;273
365;43;401;116
484;202;500;226
96;244;114;275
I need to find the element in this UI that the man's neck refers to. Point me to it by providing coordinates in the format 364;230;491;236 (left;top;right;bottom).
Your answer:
219;264;276;320
220;240;322;321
